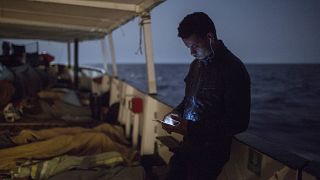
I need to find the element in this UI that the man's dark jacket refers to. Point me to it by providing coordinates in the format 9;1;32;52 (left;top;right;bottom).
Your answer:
173;40;251;161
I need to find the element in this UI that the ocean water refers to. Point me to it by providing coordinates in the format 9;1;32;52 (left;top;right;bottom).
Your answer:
102;63;320;162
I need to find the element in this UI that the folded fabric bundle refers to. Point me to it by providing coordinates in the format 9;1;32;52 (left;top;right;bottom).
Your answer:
11;151;124;180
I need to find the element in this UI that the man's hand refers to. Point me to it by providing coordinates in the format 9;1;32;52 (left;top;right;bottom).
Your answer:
161;114;188;135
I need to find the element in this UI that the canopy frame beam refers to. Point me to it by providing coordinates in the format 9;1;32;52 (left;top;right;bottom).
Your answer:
30;0;142;12
0;17;107;33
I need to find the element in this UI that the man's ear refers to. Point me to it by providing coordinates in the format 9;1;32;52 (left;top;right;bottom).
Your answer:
207;32;214;41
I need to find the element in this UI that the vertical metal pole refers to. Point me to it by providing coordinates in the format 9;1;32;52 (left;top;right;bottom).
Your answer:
141;12;157;94
36;42;39;53
108;33;118;77
74;39;79;89
67;41;71;68
100;37;109;74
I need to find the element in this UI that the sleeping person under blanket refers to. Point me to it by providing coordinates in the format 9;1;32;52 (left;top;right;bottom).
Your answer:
0;123;138;171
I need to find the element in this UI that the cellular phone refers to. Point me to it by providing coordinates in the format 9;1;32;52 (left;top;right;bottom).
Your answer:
153;116;180;126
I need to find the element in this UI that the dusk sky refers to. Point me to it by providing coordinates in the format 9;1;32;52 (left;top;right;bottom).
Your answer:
2;0;320;64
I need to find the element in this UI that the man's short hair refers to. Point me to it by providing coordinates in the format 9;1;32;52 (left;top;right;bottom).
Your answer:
178;12;217;39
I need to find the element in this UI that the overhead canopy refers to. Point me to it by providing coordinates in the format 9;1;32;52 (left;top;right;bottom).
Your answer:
0;0;164;42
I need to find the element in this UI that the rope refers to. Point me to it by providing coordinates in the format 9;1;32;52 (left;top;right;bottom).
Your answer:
135;19;143;55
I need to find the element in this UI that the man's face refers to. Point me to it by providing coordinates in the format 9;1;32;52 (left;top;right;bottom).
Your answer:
182;34;211;60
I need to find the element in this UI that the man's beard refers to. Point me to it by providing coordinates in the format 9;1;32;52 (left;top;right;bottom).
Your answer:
194;49;211;60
